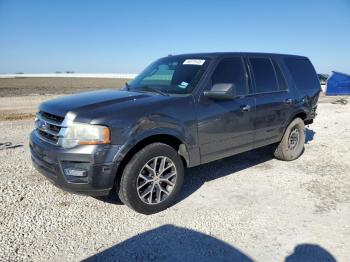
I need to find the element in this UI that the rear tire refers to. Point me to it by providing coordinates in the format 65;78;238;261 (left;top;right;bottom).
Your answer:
118;143;184;215
274;118;305;161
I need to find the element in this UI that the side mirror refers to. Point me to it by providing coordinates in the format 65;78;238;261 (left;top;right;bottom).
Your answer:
204;83;235;100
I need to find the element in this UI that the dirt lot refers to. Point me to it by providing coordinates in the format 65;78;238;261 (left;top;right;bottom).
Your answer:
0;77;128;97
0;86;349;261
0;77;128;120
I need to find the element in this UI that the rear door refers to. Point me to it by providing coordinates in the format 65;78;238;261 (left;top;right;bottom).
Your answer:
247;56;293;148
196;56;256;163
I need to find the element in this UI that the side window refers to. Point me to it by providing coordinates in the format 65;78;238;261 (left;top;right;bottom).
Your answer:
211;57;247;96
249;57;278;93
272;59;288;90
285;58;320;90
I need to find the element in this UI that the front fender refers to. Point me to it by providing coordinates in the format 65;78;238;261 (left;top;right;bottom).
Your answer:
108;95;199;167
112;116;197;164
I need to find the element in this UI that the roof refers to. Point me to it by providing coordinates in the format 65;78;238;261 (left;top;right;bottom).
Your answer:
331;71;350;78
166;52;307;59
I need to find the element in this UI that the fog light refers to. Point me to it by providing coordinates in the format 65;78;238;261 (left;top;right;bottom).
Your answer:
61;161;90;183
64;168;88;177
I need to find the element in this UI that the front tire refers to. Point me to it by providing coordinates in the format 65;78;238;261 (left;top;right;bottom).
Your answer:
118;143;184;215
274;118;305;161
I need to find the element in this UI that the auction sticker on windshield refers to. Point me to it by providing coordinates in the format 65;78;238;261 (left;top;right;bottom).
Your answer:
183;59;205;66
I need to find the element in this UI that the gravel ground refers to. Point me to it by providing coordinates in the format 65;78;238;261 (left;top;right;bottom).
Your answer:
0;100;349;261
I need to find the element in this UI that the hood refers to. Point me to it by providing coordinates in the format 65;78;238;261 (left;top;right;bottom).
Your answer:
39;89;163;120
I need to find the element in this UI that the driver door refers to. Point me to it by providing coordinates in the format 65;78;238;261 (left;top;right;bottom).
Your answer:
196;56;256;164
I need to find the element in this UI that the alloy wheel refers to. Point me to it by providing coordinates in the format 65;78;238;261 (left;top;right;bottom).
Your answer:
136;156;177;205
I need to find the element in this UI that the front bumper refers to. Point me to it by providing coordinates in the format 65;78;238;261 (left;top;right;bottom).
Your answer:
30;130;122;196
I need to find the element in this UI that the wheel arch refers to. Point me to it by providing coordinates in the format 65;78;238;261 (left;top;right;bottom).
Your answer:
285;110;307;128
113;132;190;189
279;111;307;141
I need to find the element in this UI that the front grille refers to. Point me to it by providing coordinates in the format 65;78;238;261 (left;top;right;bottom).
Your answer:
41;111;64;123
35;111;65;144
37;129;59;143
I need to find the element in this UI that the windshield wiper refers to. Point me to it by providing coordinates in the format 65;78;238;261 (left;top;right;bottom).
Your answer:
125;82;130;91
136;85;169;96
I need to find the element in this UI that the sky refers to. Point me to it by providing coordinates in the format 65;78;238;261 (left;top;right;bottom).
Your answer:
0;0;349;74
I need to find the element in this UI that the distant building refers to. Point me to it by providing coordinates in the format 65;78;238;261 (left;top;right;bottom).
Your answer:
326;71;350;96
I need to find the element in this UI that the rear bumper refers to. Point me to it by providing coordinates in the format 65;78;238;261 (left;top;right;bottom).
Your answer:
30;130;122;196
305;106;317;125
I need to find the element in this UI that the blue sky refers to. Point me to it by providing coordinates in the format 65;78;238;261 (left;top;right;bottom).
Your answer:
0;0;349;74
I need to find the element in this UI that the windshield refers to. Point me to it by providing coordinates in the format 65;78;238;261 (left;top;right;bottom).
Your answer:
128;56;210;94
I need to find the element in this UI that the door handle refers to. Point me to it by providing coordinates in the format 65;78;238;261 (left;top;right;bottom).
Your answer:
284;98;293;105
240;105;251;112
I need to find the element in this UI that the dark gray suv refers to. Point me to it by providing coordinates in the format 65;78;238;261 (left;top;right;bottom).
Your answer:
30;52;321;214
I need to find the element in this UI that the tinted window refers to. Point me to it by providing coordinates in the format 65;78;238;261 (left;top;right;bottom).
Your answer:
285;58;320;90
272;59;288;90
211;58;247;96
249;58;278;93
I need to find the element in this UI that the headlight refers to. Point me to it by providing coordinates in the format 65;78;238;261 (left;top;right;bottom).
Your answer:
58;123;110;148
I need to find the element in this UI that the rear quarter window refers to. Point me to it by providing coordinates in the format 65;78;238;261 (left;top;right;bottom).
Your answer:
285;58;320;90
